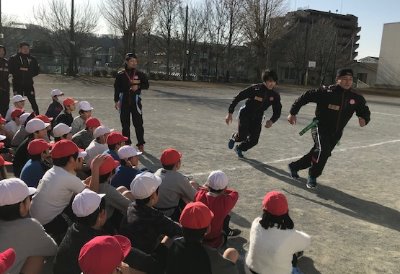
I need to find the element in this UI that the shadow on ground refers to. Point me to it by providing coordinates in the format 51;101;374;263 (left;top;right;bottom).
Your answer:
240;157;400;232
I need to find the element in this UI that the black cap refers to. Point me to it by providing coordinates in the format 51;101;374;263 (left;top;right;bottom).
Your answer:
19;42;30;48
125;53;137;60
336;68;353;77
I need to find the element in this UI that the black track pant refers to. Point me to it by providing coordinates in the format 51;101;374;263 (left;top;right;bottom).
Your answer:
15;87;39;114
120;98;145;146
0;89;9;117
290;127;340;178
236;115;262;152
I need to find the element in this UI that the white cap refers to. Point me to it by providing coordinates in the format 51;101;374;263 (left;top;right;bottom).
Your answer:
79;101;94;111
78;151;87;159
25;118;50;134
0;178;36;206
11;95;26;103
19;113;31;125
51;89;64;97
206;170;228;190
72;189;105;217
0;135;5;141
130;172;162;200
118;145;142;159
53;123;72;137
93;126;111;139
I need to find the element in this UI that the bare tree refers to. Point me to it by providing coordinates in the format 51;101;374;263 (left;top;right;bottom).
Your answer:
34;0;98;75
154;0;181;79
242;0;288;77
101;0;155;58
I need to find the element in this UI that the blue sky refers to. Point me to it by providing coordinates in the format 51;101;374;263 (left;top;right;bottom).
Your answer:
3;0;399;59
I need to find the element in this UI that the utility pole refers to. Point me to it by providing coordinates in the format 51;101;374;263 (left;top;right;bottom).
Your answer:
69;0;75;76
182;5;188;81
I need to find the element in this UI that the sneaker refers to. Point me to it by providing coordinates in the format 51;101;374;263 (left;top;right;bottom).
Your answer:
227;228;241;238
228;134;236;149
306;176;317;189
137;145;144;153
234;146;244;158
288;164;300;179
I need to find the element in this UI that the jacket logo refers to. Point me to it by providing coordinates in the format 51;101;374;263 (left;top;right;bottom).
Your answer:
328;104;340;111
349;99;355;105
254;96;263;102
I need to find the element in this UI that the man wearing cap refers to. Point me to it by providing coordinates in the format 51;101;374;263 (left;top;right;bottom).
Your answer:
0;178;58;274
30;140;105;243
5;94;25;122
111;145;143;189
120;172;182;255
8;42;40;114
287;68;371;188
85;125;110;166
53;123;73;141
226;69;282;158
4;108;24;139
71;101;94;135
54;97;78;127
114;53;149;152
13;118;50;176
154;148;199;221
45;89;64;120
166;201;239;274
72;117;101;149
104;131;128;160
20;139;53;188
0;45;10;118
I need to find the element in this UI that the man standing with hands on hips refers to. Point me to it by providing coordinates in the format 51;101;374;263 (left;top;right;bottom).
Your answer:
9;42;40;114
114;53;149;152
287;68;371;189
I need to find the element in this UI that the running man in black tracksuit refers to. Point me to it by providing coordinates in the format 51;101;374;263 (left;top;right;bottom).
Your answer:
0;45;10;117
114;53;149;152
8;42;40;114
226;70;282;158
287;68;371;188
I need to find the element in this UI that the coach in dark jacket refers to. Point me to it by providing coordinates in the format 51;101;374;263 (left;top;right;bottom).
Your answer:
8;42;40;114
0;45;10;117
114;53;149;152
287;68;371;188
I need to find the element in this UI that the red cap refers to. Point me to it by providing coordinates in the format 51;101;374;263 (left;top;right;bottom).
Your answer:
106;132;128;145
180;201;214;229
85;117;101;128
160;148;182;166
262;191;288;216
0;248;16;273
35;114;53;123
0;155;12;166
0;116;6;124
27;139;51;155
63;97;78;107
79;235;131;274
93;154;119;175
51;140;81;159
11;108;24;119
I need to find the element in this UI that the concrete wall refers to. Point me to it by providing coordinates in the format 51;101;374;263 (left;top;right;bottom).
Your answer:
376;23;400;87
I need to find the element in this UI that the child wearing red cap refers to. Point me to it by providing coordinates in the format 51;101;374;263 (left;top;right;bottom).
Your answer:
246;191;311;274
166;201;239;274
104;131;128;161
194;170;241;248
20;139;52;187
72;117;101;149
30;141;104;243
4;108;24;139
154;148;200;221
54;97;78;127
0;154;12;180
